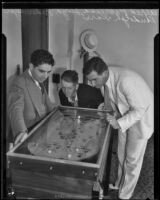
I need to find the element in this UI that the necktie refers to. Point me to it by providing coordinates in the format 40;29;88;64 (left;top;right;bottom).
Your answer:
74;99;78;107
39;83;45;94
72;95;78;107
104;85;113;112
69;92;78;107
104;85;121;117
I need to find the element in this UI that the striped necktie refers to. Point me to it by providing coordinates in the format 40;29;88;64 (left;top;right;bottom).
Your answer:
39;83;45;94
104;85;113;112
104;85;121;117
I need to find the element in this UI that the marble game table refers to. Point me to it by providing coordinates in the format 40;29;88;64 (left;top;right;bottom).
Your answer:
7;106;114;199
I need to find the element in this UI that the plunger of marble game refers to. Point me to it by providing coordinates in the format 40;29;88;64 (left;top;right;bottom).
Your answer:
77;115;81;124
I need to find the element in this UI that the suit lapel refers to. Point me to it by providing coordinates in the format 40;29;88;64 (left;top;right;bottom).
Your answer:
108;69;129;115
117;98;129;115
24;71;46;117
107;70;117;105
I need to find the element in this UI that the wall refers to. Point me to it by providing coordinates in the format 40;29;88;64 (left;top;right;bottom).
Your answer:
48;10;74;103
72;9;158;91
49;9;158;101
2;9;23;95
2;9;23;79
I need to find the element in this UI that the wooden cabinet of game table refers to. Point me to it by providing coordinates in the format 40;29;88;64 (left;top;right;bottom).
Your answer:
7;106;114;199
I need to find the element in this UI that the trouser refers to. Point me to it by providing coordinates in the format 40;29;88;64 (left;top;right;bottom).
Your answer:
115;129;148;199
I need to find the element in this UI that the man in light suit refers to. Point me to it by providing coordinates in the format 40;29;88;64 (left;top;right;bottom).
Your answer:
83;57;154;199
8;49;57;147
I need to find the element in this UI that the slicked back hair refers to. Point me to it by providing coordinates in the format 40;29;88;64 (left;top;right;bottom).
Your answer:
61;70;79;84
30;49;55;67
83;57;108;76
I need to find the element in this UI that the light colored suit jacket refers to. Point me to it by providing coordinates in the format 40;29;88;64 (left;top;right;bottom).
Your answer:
106;66;153;139
8;69;55;139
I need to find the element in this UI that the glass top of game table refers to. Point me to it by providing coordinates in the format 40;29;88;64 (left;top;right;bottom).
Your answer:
13;106;110;163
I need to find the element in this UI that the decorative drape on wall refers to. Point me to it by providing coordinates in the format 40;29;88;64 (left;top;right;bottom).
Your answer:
21;9;49;91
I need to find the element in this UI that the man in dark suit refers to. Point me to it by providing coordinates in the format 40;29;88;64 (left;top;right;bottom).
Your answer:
59;70;104;108
8;49;57;147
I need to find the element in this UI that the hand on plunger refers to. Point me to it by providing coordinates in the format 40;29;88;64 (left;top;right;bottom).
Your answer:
106;113;120;129
14;131;28;146
97;103;105;117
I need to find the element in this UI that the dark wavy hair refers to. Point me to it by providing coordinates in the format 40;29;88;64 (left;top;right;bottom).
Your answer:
30;49;55;67
83;57;108;75
61;70;79;84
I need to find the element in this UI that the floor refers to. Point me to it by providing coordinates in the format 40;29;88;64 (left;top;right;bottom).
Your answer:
104;132;154;200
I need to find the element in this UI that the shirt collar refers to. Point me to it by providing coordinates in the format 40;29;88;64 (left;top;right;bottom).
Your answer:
28;68;40;88
105;69;112;89
68;92;78;103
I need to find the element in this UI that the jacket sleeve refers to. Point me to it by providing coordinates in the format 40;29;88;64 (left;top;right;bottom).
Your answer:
117;77;150;133
8;78;27;138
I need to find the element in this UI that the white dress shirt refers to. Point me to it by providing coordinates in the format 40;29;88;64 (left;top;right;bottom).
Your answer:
28;69;41;90
68;93;78;107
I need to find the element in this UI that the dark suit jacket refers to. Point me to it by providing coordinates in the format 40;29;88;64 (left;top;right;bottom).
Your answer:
7;69;55;141
59;83;104;108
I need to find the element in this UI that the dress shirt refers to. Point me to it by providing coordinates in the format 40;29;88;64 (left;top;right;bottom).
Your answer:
28;69;44;93
105;73;121;117
28;69;41;90
103;84;113;111
68;93;78;107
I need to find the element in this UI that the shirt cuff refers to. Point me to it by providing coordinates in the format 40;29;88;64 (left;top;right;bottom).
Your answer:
117;119;124;133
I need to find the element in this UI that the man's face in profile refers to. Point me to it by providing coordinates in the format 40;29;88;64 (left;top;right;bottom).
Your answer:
30;63;52;83
87;70;108;88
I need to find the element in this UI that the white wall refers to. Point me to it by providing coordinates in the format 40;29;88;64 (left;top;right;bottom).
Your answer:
2;9;23;79
2;9;23;96
48;10;73;103
72;9;158;91
49;9;158;103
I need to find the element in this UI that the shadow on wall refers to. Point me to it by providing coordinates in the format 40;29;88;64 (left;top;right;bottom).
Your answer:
72;54;84;83
51;66;67;104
